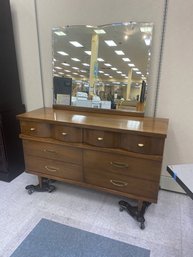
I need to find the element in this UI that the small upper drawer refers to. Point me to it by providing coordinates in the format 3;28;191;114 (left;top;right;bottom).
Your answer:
20;121;51;137
120;133;165;155
51;125;82;143
83;129;119;148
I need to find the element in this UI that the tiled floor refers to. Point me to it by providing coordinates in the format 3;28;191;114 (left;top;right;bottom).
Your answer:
0;172;192;257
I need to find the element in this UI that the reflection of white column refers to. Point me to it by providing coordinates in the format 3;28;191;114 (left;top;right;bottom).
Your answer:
126;68;132;100
89;34;99;95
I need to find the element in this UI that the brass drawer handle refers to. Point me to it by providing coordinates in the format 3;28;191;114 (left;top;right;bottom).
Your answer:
97;137;103;141
110;179;128;187
30;127;36;131
62;132;67;136
110;161;128;168
45;165;59;172
138;143;144;147
43;149;56;153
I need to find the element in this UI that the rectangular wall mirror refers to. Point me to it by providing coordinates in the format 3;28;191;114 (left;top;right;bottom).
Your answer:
52;22;153;114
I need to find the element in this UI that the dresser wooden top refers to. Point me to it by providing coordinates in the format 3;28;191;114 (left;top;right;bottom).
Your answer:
17;107;169;137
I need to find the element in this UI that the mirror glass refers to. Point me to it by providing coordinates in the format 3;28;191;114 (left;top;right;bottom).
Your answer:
52;22;153;112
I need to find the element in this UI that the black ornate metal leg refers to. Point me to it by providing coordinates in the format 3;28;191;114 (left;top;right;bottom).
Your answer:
25;177;56;194
119;200;151;229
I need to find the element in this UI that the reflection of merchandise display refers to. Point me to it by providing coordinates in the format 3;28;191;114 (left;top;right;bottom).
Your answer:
53;77;72;105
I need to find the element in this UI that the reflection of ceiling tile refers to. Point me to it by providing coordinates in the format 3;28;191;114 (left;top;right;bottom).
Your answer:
53;23;153;82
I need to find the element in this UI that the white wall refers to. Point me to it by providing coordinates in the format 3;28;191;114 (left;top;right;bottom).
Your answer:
10;0;43;111
10;0;193;192
157;0;193;191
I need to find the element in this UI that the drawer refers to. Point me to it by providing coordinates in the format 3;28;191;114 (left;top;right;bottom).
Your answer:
52;125;82;143
120;133;165;155
84;150;161;182
25;156;83;181
23;140;82;165
20;121;51;137
84;167;158;200
83;129;120;148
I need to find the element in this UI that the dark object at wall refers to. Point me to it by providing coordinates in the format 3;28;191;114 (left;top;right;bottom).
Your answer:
140;80;146;103
0;0;25;182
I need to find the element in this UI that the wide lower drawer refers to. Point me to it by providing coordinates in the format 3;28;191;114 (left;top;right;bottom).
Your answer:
23;140;82;164
25;156;83;181
84;150;161;182
84;167;159;200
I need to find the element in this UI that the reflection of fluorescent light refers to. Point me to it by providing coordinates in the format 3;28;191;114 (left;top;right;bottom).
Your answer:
55;66;62;69
58;72;64;75
97;58;104;62
82;63;89;66
62;63;70;66
73;72;78;75
72;67;79;70
104;63;112;67
132;68;139;71
64;70;71;72
99;71;104;73
128;63;135;67
54;31;66;36
136;71;142;74
71;58;80;62
115;50;125;55
94;29;106;34
84;51;91;55
111;67;117;70
104;40;117;46
72;115;86;123
69;41;83;47
144;37;151;46
122;58;130;62
86;25;94;28
80;70;87;73
116;71;122;74
57;51;68;56
140;27;153;33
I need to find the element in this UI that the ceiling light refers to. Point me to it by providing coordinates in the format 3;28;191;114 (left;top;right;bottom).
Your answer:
128;63;135;67
73;73;78;75
84;51;91;55
58;72;64;75
94;29;106;34
64;70;71;72
72;67;79;70
99;71;104;73
140;26;153;33
116;71;122;74
57;51;68;56
80;70;87;73
86;25;94;28
69;41;83;47
71;58;80;62
136;71;142;74
82;63;90;66
104;40;117;47
55;66;62;70
111;67;117;71
132;68;139;71
143;35;151;46
62;63;70;66
97;58;104;62
54;31;66;36
122;58;130;62
115;50;125;55
104;63;112;67
104;73;110;76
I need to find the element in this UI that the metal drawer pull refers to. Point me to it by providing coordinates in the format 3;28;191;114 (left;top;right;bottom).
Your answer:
30;127;36;131
110;179;128;187
138;143;144;147
45;166;59;172
62;132;67;136
43;149;56;153
110;161;128;168
97;137;103;141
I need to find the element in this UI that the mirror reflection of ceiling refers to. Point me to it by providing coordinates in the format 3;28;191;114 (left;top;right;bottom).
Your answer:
53;22;153;83
52;22;153;111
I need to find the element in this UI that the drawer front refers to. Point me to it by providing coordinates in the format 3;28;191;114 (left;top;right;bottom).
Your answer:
52;125;82;143
20;121;51;137
84;167;158;200
120;133;165;155
84;150;161;182
23;140;82;165
83;129;119;148
25;156;83;181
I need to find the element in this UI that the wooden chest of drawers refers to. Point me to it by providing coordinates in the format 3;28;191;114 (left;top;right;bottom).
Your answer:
17;107;168;204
